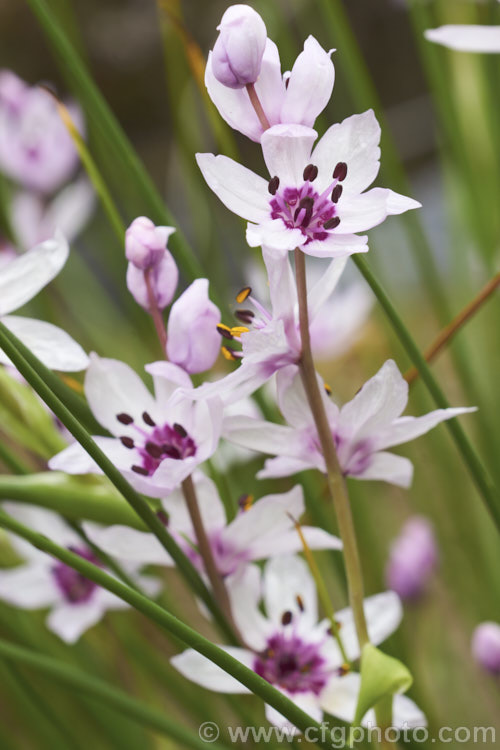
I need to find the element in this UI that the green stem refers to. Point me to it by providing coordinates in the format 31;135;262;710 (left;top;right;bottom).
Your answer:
0;510;333;745
0;438;31;475
294;249;370;650
69;520;140;591
0;320;233;642
353;255;500;529
0;638;226;750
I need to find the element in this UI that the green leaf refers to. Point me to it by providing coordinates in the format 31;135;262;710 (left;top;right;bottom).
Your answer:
353;644;413;728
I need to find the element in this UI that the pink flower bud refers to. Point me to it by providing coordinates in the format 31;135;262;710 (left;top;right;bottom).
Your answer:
167;279;221;374
211;5;267;89
126;250;179;312
125;217;175;270
385;516;438;600
472;622;500;675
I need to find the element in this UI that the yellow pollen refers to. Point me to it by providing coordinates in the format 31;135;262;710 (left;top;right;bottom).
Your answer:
230;326;250;338
236;286;251;304
296;594;304;612
221;346;238;361
324;382;332;395
339;663;350;676
239;494;254;511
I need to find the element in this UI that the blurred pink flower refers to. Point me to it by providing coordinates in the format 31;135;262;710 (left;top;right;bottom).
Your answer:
472;622;500;675
385;516;438;600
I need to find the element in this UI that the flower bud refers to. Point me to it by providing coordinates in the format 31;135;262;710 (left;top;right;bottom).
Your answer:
211;5;267;89
472;622;500;675
167;279;221;374
125;217;175;270
126;250;179;312
385;516;438;600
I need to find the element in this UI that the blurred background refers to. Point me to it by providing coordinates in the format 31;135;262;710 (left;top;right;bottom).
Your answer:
0;0;499;747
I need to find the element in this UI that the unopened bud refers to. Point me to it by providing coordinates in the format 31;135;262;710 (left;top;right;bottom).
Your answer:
211;5;267;89
167;279;221;374
472;622;500;675
126;250;178;311
125;217;175;270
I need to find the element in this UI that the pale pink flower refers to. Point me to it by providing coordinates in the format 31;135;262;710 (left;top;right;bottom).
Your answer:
211;5;267;89
386;516;438;600
472;622;500;675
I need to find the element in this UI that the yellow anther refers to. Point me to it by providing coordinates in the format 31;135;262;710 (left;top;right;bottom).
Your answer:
221;346;238;361
324;382;332;395
236;286;252;304
230;326;250;338
339;663;350;676
238;493;254;512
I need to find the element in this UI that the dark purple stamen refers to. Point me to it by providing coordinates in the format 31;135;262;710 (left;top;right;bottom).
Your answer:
323;217;341;230
303;164;318;182
217;325;234;340
132;465;149;475
173;423;187;438
333;162;348;181
281;610;293;626
117;413;134;425
163;446;181;459
142;412;156;427
235;309;255;324
120;436;135;449
254;633;328;695
146;442;163;459
268;176;280;195
331;184;343;203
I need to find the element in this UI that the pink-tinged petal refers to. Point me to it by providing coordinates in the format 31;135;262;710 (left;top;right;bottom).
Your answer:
166;279;221;374
196;153;269;223
335;188;420;234
190;362;267;407
0;564;59;609
356;451;414;489
145;360;192;406
82;524;170;565
263;555;317;631
246;218;306;250
303;232;368;259
223;415;304;457
307;257;347;322
0;316;89;372
205;39;285;141
48;436;132;475
265;689;323;730
339;360;409;441
261;123;317;187
223;485;304;554
171;647;254;693
227;565;271;651
312;110;381;195
257;455;318;478
281;36;334;128
377;407;477;451
47;599;107;644
0;230;68;315
84;354;156;435
425;25;500;53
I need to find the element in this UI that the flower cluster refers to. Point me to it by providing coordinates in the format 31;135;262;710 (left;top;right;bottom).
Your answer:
0;2;488;739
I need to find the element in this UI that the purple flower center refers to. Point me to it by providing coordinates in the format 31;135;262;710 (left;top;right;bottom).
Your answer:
334;433;374;477
52;546;99;605
268;162;347;245
116;413;197;477
253;632;329;695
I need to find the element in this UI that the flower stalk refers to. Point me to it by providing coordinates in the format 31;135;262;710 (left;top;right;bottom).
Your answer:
245;83;270;130
144;267;168;352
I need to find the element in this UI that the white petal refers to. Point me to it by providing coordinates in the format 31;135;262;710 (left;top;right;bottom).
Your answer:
319;672;360;723
161;476;225;534
2;502;79;547
145;360;192;406
356;451;414;488
196;153;269;223
425;25;500;54
0;315;89;371
262;246;297;322
0;564;59;609
261;123;317;186
377;407;477;450
311;110;381;195
265;689;323;730
310;282;373;361
257;455;318;478
277;364;338;429
304;232;369;259
332;591;403;662
392;693;427;728
246;218;305;251
0;230;68;315
227;564;271;651
48;436;132;475
82;524;170;565
307;257;348;322
44;178;95;243
47;599;107;643
84;354;156;435
263;555;317;630
171;647;254;693
223;415;304;458
336;189;420;234
281;36;334;128
339;360;408;441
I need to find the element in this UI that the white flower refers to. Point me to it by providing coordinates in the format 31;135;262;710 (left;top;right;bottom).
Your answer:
224;360;476;488
197;110;420;258
83;476;342;578
171;555;426;730
49;356;223;498
207;35;335;141
0;504;158;643
0;230;89;371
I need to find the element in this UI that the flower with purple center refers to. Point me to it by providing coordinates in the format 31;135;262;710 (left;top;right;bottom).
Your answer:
171;555;426;730
197;111;421;258
0;504;158;643
224;360;476;488
49;355;223;498
83;477;342;580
